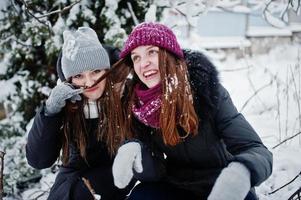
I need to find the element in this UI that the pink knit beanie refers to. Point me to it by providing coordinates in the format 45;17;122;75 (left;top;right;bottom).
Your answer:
120;22;184;59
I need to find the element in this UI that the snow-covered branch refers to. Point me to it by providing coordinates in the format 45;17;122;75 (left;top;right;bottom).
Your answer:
127;2;139;25
17;0;51;29
263;0;301;28
17;0;82;32
36;0;82;19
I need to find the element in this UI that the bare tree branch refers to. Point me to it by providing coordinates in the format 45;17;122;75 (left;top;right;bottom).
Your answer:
262;0;282;28
16;0;82;34
290;0;301;13
268;170;301;195
36;0;81;19
0;151;5;200
280;0;290;21
290;65;301;139
174;7;193;37
17;0;51;31
272;131;301;149
239;81;273;113
262;0;301;27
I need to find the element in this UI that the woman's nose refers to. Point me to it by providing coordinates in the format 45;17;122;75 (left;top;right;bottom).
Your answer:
85;76;95;88
140;57;150;68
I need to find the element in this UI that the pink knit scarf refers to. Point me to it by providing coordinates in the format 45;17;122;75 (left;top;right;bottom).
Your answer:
132;83;162;128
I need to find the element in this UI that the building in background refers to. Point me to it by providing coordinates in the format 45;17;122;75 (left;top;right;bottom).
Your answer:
171;0;301;57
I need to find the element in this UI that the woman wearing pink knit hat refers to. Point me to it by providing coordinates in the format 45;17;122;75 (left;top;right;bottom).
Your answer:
110;22;272;200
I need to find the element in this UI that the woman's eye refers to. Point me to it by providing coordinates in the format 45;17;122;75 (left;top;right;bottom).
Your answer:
149;49;158;56
131;55;140;63
73;74;82;79
93;69;101;74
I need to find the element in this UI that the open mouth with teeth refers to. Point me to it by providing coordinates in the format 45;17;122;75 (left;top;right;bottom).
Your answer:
143;70;158;79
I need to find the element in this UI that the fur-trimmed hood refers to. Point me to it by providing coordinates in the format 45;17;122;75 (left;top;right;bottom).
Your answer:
183;49;220;119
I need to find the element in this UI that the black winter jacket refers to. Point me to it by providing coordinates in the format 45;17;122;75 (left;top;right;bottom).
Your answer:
134;50;273;199
26;107;134;200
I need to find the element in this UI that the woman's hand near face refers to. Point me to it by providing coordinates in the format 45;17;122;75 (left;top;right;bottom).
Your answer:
45;83;83;116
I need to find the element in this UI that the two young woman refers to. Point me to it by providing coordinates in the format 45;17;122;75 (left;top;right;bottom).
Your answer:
27;23;272;200
26;27;133;200
111;22;273;200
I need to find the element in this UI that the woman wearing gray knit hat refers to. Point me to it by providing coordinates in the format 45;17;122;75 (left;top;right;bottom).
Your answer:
109;22;273;200
26;27;134;200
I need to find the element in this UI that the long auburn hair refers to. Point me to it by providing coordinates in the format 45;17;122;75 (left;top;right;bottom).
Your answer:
111;48;199;146
60;70;125;165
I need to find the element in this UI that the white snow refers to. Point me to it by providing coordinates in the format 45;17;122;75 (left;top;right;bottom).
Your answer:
179;35;252;49
0;0;8;19
144;4;157;22
214;44;301;200
247;26;293;37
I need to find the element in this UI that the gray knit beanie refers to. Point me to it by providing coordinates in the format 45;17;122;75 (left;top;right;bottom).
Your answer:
61;27;110;79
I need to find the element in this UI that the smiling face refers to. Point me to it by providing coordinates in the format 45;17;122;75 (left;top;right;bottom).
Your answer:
71;69;106;100
131;45;160;88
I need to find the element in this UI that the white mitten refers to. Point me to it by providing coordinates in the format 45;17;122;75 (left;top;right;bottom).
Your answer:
112;142;143;189
208;162;251;200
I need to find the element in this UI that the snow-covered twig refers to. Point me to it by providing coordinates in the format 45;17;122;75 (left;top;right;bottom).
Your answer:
0;151;5;200
27;189;49;200
268;170;301;195
17;0;81;34
243;51;270;112
262;0;301;27
174;7;193;37
289;0;301;13
239;81;273;113
36;0;81;18
17;0;51;31
272;131;301;149
276;79;282;141
280;0;290;21
127;2;139;25
263;0;288;28
290;65;301;144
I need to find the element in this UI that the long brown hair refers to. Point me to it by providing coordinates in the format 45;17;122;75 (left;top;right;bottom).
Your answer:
112;48;199;146
60;70;125;165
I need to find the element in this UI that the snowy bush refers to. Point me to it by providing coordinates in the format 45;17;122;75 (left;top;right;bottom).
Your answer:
0;0;152;198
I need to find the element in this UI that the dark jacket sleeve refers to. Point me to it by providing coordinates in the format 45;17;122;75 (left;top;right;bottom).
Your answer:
214;84;273;187
26;105;63;169
133;140;166;182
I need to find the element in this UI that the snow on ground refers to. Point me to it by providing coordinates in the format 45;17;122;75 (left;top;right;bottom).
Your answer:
215;43;301;200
